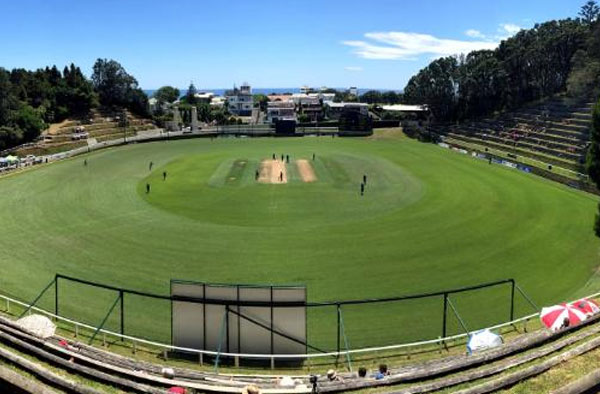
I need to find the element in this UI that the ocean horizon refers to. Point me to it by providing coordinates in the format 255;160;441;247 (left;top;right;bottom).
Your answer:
143;87;401;98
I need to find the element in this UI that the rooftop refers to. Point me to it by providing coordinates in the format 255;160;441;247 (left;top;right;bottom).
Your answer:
382;104;429;112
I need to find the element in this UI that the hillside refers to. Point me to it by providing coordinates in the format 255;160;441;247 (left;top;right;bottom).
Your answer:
13;108;157;156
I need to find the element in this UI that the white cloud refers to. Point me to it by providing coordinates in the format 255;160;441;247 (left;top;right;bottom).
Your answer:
342;31;498;60
465;29;486;39
500;23;522;35
344;66;363;72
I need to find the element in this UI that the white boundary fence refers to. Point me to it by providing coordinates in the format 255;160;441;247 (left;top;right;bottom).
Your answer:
2;290;600;364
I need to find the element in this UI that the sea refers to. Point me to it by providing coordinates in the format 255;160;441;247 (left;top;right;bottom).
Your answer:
143;87;400;98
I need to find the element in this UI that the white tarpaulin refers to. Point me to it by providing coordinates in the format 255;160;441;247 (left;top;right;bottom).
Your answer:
467;329;503;354
17;314;56;339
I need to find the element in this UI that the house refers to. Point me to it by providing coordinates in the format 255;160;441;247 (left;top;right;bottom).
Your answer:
210;96;226;108
298;102;323;122
148;97;160;113
226;83;253;116
381;104;431;132
349;86;358;96
339;103;372;132
267;94;293;102
318;92;335;102
291;93;320;106
148;97;172;114
325;102;368;120
194;92;215;103
266;100;296;124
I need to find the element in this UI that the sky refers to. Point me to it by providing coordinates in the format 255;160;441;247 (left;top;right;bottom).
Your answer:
0;0;585;90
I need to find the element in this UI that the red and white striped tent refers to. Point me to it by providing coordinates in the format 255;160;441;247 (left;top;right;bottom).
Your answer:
540;303;587;331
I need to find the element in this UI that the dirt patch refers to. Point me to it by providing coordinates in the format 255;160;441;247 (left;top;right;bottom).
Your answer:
258;159;287;184
45;119;71;136
296;159;317;182
369;127;405;140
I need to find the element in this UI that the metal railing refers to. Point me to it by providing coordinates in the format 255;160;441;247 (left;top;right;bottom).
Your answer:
3;284;594;365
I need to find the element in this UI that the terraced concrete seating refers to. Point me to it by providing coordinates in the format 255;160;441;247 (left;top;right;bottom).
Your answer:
2;311;600;394
435;97;593;171
37;108;157;154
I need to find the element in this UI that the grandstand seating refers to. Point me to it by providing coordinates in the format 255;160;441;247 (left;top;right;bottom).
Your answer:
15;108;157;156
2;308;600;393
434;96;595;173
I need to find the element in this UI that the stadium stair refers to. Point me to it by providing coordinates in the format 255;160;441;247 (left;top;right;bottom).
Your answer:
433;96;595;181
17;108;158;156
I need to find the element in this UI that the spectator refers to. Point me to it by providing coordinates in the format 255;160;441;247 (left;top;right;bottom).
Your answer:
326;369;344;383
358;367;367;378
243;385;260;394
374;364;390;379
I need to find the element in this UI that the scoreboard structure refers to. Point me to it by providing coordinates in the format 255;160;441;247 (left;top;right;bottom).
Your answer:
171;280;307;355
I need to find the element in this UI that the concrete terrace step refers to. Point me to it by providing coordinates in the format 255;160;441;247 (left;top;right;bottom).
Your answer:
3;309;600;393
449;131;583;162
446;134;579;169
511;115;591;131
509;128;583;145
465;126;586;151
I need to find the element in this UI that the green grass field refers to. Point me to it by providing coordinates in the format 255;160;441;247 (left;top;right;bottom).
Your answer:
0;131;598;351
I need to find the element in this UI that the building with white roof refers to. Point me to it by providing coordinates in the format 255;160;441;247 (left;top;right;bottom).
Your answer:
226;83;253;116
324;102;368;119
381;104;429;112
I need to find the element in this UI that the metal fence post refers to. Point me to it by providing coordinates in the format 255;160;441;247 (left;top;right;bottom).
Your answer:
120;290;124;341
442;293;448;338
510;280;515;321
336;304;341;359
54;275;59;318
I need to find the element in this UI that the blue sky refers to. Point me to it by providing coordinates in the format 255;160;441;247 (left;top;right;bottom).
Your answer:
0;0;584;90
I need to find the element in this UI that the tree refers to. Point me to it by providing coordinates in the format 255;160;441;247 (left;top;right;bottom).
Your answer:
567;21;600;97
580;1;600;24
185;82;198;105
253;94;269;111
91;58;138;107
154;86;180;104
404;56;459;120
359;90;382;104
333;90;357;103
456;50;503;119
403;18;587;121
91;59;148;116
0;69;15;126
57;63;96;115
127;89;150;117
567;49;600;97
196;103;212;122
587;100;600;185
381;91;401;104
587;100;600;236
0;126;22;151
14;104;45;141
